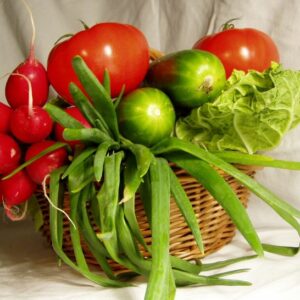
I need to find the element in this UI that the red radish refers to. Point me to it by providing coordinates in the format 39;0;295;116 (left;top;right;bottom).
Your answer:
5;72;52;143
10;105;53;143
25;140;68;184
55;106;91;147
5;0;49;109
0;102;13;133
0;170;36;206
4;203;28;222
0;133;21;175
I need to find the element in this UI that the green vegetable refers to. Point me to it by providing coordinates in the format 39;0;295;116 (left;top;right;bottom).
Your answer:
68;188;89;271
67;155;95;193
63;128;113;144
72;55;120;141
27;195;44;232
116;87;176;146
176;64;300;153
69;82;111;135
152;138;300;219
49;167;126;287
121;138;154;178
146;50;226;108
166;151;263;256
77;184;117;279
212;151;300;170
62;147;96;179
94;140;119;182
121;154;143;205
45;103;85;129
36;54;300;299
168;167;204;254
145;158;174;300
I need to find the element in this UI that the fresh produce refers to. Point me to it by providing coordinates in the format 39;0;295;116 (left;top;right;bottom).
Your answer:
0;102;12;133
44;56;257;292
0;133;21;175
193;21;280;78
10;105;53;143
0;0;50;215
0;170;36;206
55;106;91;147
25;140;68;184
5;0;49;108
39;55;300;300
2;12;300;300
47;22;149;104
146;49;226;108
176;63;300;154
5;60;49;108
116;87;175;146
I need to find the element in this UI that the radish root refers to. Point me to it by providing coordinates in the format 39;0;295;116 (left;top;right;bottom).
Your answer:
2;200;28;221
20;0;36;61
0;72;34;115
42;175;77;230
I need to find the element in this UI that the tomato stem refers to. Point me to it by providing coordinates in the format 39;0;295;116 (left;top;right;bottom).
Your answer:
221;17;240;31
198;75;214;94
54;33;74;45
79;19;90;30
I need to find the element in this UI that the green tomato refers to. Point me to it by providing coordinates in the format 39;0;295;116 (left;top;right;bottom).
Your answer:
116;87;175;147
146;49;226;108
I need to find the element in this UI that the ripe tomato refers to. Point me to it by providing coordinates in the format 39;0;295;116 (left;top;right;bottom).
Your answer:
146;50;226;108
116;87;175;147
193;26;280;78
47;22;150;104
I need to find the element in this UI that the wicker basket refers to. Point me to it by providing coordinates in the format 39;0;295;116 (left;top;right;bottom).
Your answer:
36;49;258;274
37;164;257;275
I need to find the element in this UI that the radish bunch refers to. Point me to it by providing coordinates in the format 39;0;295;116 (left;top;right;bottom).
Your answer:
0;0;70;219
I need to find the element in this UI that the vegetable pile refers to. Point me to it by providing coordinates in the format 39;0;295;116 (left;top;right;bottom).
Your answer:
1;4;300;300
176;63;300;153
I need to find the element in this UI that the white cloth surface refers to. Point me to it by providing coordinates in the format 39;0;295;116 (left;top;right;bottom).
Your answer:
1;0;300;299
1;219;300;300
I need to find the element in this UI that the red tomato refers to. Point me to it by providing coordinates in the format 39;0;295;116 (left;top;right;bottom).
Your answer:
25;140;68;184
193;27;280;78
47;22;150;104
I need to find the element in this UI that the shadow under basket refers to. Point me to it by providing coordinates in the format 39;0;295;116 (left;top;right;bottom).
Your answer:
37;164;257;275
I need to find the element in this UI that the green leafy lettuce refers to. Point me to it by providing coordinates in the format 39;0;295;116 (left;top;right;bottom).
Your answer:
175;63;300;154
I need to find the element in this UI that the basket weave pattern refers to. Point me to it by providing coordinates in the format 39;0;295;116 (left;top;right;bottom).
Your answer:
37;164;257;274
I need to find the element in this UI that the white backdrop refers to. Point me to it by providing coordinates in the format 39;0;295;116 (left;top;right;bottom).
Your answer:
1;0;300;299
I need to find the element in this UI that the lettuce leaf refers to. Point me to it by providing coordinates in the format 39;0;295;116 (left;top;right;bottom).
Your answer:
176;63;300;154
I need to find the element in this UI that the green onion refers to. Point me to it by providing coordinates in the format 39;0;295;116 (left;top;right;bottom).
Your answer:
166;151;263;256
71;56;120;141
145;158;174;300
